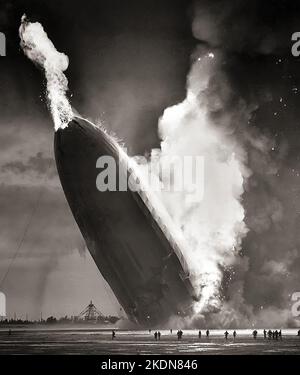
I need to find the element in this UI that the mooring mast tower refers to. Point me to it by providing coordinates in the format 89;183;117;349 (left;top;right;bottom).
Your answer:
78;301;105;321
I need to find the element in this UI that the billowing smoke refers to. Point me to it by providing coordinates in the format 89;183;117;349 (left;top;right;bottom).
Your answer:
140;0;300;328
157;0;300;328
139;50;250;315
19;15;73;130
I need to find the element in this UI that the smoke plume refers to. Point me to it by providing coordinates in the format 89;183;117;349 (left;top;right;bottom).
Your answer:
139;50;250;316
140;1;300;328
159;0;300;328
19;15;73;130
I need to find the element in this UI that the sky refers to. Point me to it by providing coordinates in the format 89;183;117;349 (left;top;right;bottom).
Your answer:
1;0;300;326
0;0;195;320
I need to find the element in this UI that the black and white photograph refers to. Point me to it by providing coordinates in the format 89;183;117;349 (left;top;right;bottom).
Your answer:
1;0;300;364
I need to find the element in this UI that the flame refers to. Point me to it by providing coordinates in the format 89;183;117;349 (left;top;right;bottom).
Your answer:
19;15;73;130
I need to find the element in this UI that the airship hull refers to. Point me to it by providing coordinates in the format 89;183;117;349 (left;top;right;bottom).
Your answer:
54;117;195;325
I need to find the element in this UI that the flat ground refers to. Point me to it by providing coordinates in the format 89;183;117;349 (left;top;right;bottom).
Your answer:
0;328;299;355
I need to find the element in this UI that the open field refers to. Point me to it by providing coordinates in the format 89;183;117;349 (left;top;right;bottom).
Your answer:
0;328;300;355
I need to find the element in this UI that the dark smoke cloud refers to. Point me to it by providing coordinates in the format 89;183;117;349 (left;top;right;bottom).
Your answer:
193;0;300;55
2;151;56;177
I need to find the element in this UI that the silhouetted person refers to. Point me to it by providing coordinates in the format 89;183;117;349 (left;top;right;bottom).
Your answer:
272;331;275;340
154;331;158;341
149;329;151;333
298;330;300;336
158;331;161;340
268;330;272;339
279;330;282;340
252;330;258;339
233;330;237;339
224;331;229;340
263;329;267;339
170;329;172;334
112;330;116;340
198;330;201;339
206;329;210;338
177;330;183;340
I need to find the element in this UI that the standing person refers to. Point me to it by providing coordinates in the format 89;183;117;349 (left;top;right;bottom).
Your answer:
206;329;210;338
224;331;229;340
112;330;116;340
263;329;267;339
298;330;300;336
279;330;282;340
177;330;183;340
158;331;161;341
268;330;272;339
170;329;172;334
154;331;158;341
198;330;201;339
252;330;258;339
233;330;237;339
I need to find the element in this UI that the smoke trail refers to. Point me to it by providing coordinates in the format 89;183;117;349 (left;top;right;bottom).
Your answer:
19;15;73;130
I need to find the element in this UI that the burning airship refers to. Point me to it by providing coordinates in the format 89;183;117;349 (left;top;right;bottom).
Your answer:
55;116;197;325
19;16;198;326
